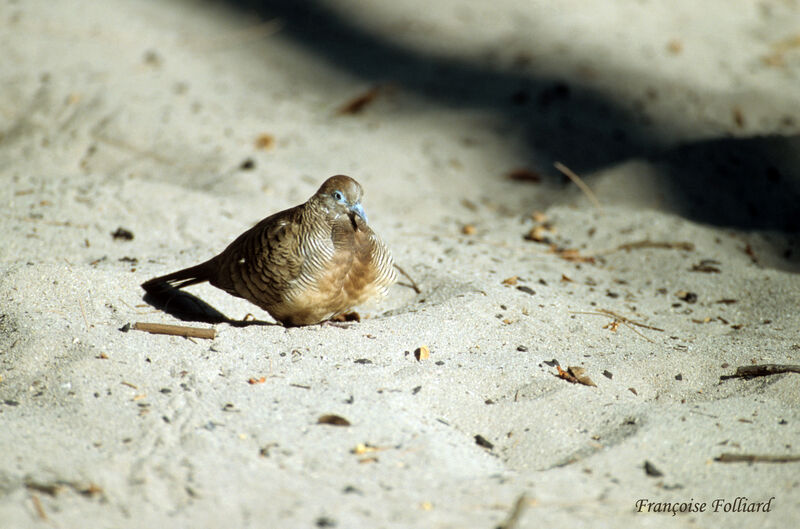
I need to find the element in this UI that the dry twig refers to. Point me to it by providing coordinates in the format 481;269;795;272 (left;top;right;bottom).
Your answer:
394;263;421;294
571;309;664;342
496;493;528;529
715;453;800;463
720;364;800;380
554;161;602;213
132;322;216;339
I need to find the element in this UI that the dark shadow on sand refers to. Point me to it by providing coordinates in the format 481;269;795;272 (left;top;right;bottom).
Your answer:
142;286;279;327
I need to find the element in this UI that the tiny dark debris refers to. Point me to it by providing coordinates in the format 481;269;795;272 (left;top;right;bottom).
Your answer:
675;374;683;381
317;414;351;427
543;359;559;367
676;291;698;303
353;358;373;364
516;345;528;352
644;460;664;477
119;323;131;332
516;285;535;295
474;434;494;450
316;516;337;527
111;227;134;241
239;158;256;170
411;385;422;395
602;370;613;379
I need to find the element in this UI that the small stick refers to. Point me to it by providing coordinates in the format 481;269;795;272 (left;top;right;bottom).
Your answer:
78;296;90;331
31;494;47;520
496;493;528;529
598;309;664;331
554;161;603;213
571;309;663;342
394;263;421;294
715;453;800;463
720;364;800;380
591;240;695;256
132;322;216;340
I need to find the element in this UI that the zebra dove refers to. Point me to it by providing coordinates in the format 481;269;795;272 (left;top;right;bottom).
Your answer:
141;175;396;326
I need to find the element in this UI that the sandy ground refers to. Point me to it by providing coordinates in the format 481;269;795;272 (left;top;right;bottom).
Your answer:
2;0;800;527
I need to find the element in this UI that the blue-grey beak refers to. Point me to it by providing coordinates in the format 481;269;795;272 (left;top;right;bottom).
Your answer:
351;202;367;223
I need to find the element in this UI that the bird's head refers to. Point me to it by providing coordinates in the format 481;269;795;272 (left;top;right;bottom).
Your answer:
315;175;368;225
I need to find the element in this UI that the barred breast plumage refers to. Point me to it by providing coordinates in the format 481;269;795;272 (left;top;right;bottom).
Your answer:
141;175;396;326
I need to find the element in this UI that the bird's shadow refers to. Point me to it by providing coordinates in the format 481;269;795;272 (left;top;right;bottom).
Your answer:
142;286;279;327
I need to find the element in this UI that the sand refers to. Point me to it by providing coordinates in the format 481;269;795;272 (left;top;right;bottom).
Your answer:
1;1;799;527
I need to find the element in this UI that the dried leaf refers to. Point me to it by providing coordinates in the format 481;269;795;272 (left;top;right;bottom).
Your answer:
568;366;597;387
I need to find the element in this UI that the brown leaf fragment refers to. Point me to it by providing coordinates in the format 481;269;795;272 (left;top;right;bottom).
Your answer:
628;387;638;395
474;434;494;450
501;276;519;286
568;366;597;387
556;364;578;383
337;86;382;115
461;224;476;235
507;168;543;183
317;414;351;427
248;377;266;385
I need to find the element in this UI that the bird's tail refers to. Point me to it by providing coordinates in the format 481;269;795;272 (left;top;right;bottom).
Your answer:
141;260;216;293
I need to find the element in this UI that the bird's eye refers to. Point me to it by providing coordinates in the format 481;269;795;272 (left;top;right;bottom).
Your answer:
332;191;345;202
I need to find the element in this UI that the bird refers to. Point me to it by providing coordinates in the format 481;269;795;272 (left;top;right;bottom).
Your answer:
141;175;397;326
